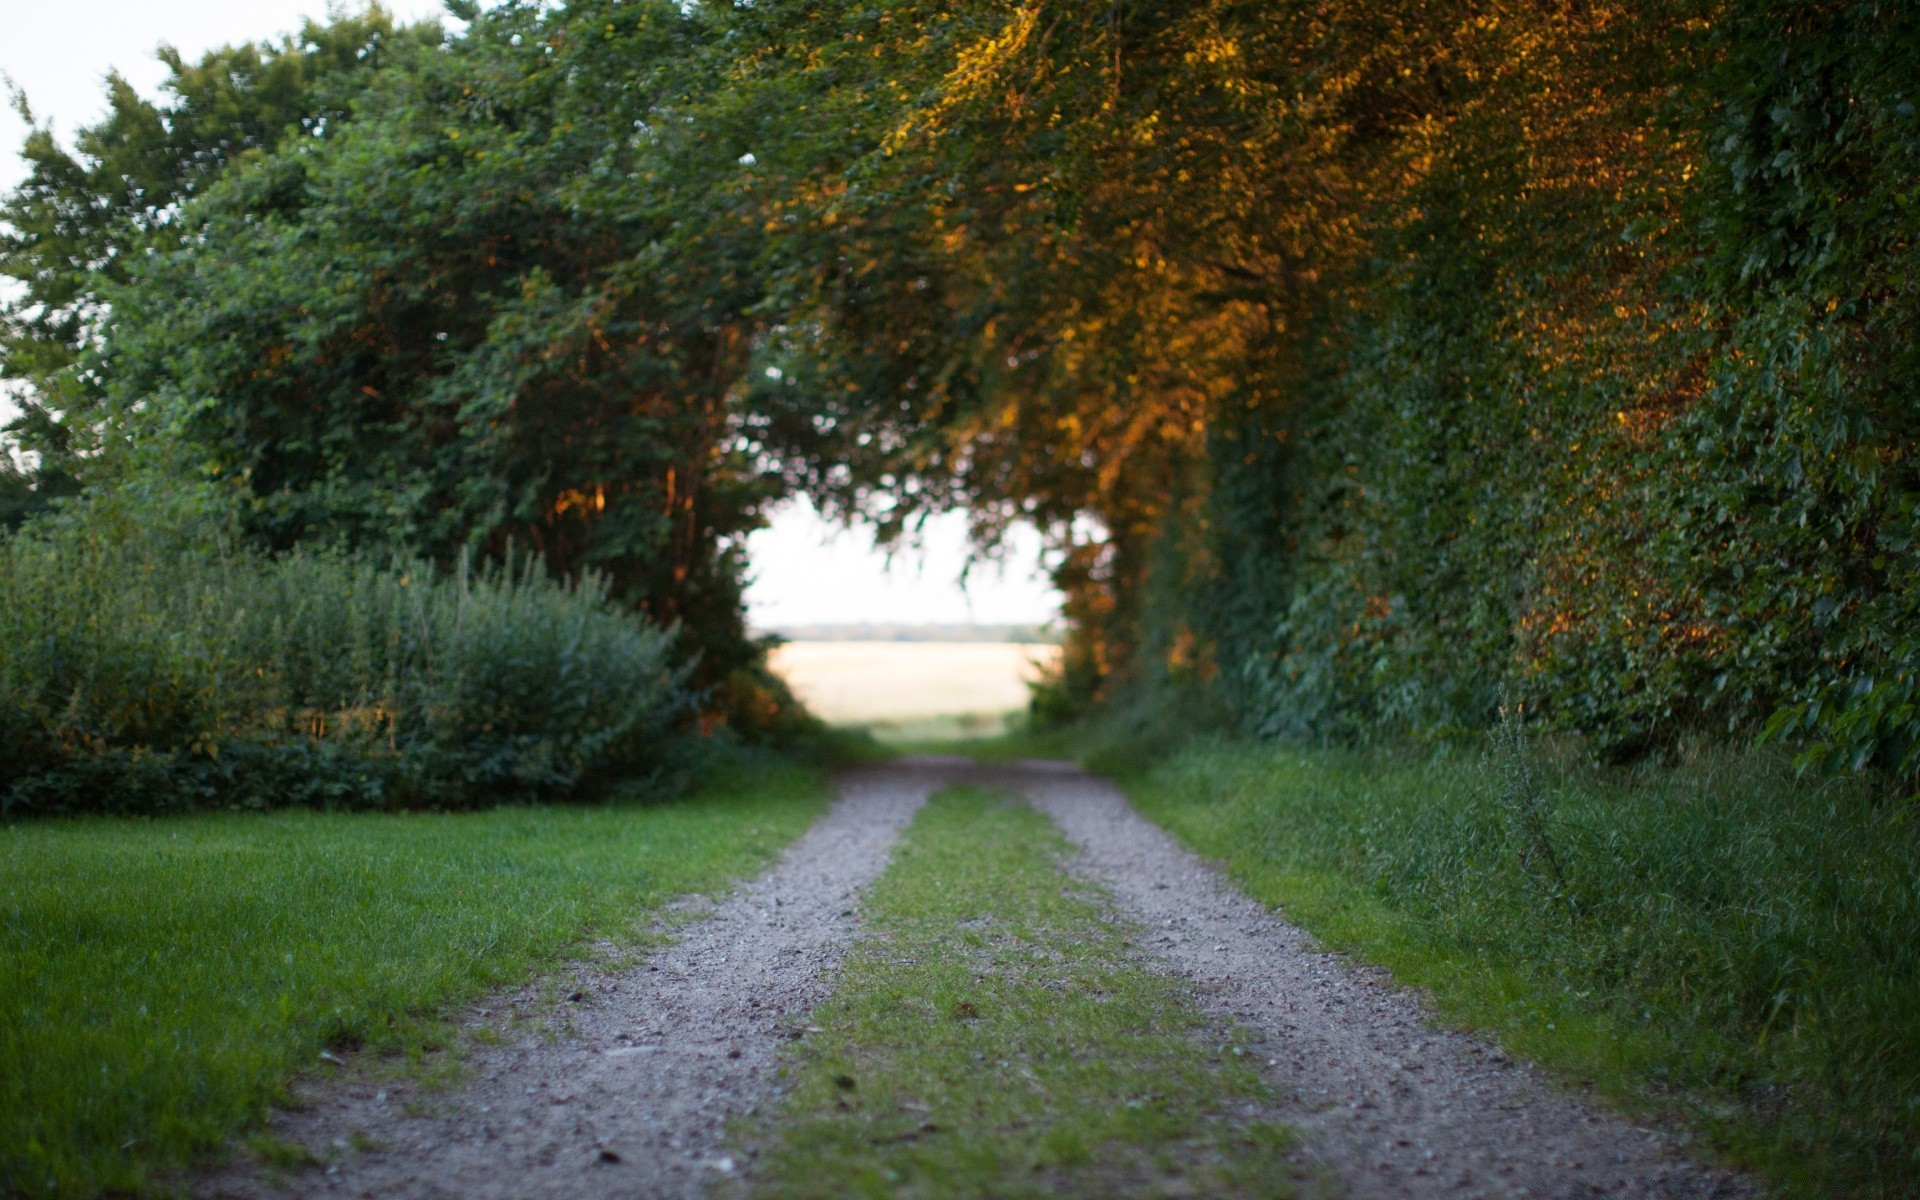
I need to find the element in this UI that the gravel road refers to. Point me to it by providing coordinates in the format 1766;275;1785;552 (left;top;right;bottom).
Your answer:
196;759;953;1200
200;756;1758;1199
1012;759;1760;1200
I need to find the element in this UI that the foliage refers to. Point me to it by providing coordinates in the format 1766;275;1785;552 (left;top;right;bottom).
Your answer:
2;2;794;715
739;786;1301;1199
0;496;685;815
80;0;785;697
1124;735;1920;1198
722;0;1920;780
8;0;1919;766
0;7;443;506
0;435;78;530
0;765;828;1199
1199;0;1920;770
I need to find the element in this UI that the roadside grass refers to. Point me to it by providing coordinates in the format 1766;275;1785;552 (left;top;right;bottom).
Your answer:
859;711;1023;745
735;785;1306;1200
0;764;830;1200
881;722;1080;762
1118;736;1920;1199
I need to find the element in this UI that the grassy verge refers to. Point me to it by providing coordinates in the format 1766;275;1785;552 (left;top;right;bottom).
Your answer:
735;786;1305;1200
1;764;830;1199
1117;736;1919;1199
881;722;1081;763
859;712;1024;745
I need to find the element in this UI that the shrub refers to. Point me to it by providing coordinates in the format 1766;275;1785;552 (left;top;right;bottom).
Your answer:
0;517;686;815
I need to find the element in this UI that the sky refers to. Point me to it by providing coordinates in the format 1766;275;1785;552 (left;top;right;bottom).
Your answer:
0;0;1063;630
744;499;1059;630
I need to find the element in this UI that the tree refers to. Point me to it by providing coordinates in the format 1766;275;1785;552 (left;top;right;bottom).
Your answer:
0;6;443;508
87;0;786;699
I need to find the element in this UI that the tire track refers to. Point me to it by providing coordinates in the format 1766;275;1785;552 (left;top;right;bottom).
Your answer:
1011;759;1761;1200
198;759;955;1200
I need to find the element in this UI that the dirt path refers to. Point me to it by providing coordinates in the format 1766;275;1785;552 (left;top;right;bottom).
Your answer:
199;759;954;1200
204;756;1758;1199
1012;759;1759;1200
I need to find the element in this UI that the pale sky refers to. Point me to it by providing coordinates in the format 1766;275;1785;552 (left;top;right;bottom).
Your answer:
0;0;1062;628
744;498;1059;630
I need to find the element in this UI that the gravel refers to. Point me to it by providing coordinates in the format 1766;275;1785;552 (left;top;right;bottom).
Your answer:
195;759;955;1200
196;756;1764;1199
1013;760;1763;1200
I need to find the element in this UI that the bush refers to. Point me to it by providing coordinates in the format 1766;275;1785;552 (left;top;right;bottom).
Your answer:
0;517;686;814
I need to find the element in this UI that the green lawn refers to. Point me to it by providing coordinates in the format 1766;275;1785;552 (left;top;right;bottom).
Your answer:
1119;737;1920;1199
737;786;1305;1200
1;765;829;1200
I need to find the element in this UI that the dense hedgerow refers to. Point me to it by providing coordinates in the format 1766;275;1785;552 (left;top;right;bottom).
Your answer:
0;510;685;815
1184;0;1920;774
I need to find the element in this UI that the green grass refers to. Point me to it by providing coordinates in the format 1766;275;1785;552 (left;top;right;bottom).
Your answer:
1117;736;1920;1199
880;722;1081;762
735;786;1306;1200
0;765;830;1199
858;711;1023;746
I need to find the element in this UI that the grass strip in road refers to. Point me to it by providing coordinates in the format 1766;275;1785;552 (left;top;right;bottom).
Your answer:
1121;737;1920;1200
737;785;1303;1200
1;763;829;1200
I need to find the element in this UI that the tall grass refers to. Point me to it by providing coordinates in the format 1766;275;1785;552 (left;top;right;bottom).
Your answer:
1122;737;1920;1197
0;517;685;814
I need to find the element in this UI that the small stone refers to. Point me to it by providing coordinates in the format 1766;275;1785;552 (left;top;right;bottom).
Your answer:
599;1149;622;1164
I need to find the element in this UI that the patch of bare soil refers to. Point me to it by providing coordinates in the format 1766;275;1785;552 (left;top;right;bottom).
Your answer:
1012;760;1762;1200
196;760;956;1200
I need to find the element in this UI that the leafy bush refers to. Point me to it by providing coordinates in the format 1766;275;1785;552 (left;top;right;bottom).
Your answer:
0;515;685;815
1184;0;1920;776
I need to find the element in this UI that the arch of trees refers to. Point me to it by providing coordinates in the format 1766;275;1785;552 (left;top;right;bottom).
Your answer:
5;0;1916;777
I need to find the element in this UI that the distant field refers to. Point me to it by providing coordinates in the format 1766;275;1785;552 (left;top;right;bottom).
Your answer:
769;641;1059;727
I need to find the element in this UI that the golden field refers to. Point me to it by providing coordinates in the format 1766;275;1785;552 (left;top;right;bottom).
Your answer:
768;641;1059;727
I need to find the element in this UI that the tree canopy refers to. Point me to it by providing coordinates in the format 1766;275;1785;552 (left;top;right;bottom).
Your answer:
4;0;1917;773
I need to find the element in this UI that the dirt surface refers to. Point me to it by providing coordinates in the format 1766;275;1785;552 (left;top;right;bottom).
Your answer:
201;756;1760;1199
1013;759;1761;1200
197;759;953;1200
